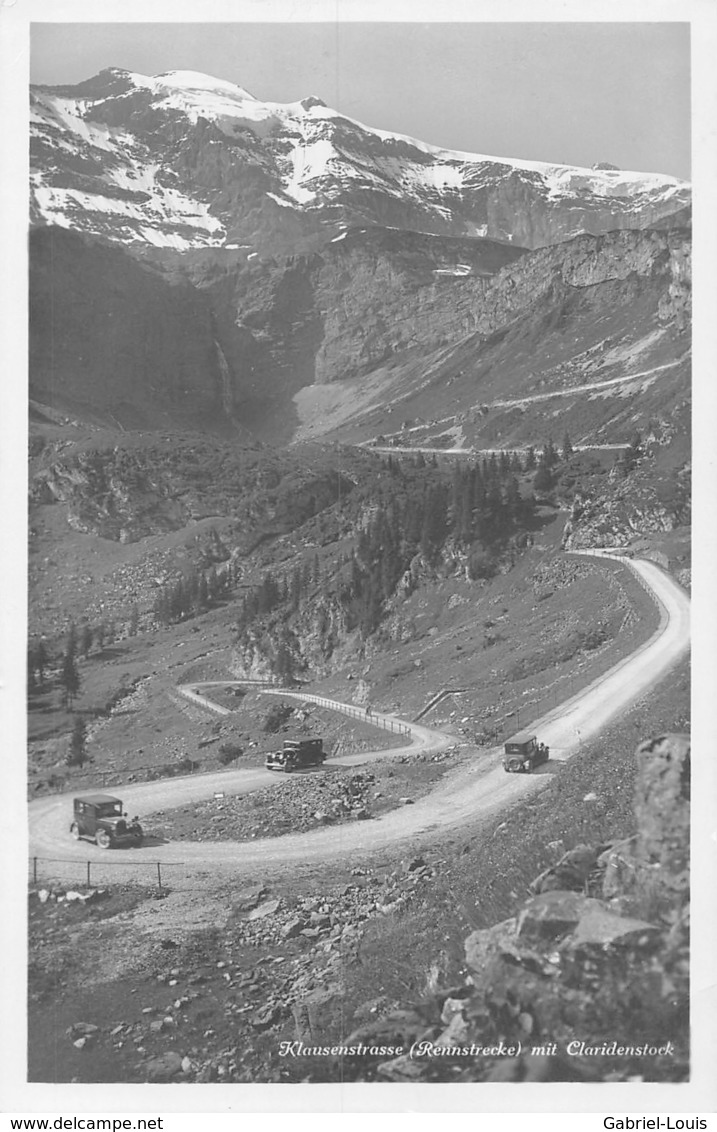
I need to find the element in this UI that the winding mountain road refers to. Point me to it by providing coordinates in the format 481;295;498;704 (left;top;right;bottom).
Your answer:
28;552;689;882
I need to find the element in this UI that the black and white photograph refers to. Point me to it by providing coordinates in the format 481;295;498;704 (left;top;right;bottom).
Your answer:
2;0;716;1116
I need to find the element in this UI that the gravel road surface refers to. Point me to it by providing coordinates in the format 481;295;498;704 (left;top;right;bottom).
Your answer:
28;553;689;883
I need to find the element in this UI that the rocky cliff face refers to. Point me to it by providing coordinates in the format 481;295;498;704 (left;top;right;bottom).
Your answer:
308;226;691;387
28;215;691;447
29;228;257;431
562;446;691;551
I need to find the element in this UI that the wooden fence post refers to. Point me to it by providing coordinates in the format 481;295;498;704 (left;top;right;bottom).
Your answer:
87;860;91;887
157;862;163;891
33;857;37;885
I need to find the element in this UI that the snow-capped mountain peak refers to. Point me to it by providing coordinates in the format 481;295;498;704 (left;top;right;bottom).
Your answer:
30;67;691;255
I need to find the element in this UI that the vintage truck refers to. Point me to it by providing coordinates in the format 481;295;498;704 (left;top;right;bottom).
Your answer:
266;738;326;772
70;794;143;848
502;730;550;773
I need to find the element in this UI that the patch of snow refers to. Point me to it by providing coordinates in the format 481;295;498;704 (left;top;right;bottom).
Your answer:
266;191;297;209
434;265;471;277
154;70;257;100
283;137;336;203
32;174;225;247
138;226;195;250
32;94;123;154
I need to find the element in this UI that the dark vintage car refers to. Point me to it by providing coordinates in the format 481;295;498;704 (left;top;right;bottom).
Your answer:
502;731;550;773
70;794;143;848
266;738;326;772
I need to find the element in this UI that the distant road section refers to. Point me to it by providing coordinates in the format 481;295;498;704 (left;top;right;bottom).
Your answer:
28;552;689;878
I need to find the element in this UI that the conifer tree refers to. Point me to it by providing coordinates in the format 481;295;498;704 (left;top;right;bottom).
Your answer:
533;459;554;493
80;624;93;658
60;650;80;709
94;622;106;653
66;622;78;660
67;716;87;767
32;639;48;685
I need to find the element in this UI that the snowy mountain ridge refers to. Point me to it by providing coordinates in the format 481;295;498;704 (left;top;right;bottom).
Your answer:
30;67;691;255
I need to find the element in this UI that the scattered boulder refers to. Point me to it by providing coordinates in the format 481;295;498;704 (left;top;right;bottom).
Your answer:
146;1051;183;1082
66;1022;98;1043
232;884;267;913
281;917;304;940
406;856;427;872
247;898;280;921
250;1002;280;1030
517;891;595;941
599;837;638;899
293;985;344;1043
530;844;601;894
567;906;660;948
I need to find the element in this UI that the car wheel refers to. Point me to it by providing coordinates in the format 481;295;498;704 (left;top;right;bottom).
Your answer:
70;822;81;841
95;829;111;849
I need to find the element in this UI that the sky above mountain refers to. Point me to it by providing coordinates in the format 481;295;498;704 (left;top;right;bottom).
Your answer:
30;21;690;179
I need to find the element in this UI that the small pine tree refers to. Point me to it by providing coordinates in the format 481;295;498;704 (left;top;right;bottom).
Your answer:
533;461;554;493
35;639;48;684
60;650;81;709
543;438;558;467
274;641;294;685
561;431;574;461
524;446;537;472
67;716;87;767
66;622;78;660
195;573;209;614
94;623;106;653
80;624;93;658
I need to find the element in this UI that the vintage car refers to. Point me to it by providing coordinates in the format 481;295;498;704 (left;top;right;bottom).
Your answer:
502;731;550;773
70;794;143;848
266;738;326;772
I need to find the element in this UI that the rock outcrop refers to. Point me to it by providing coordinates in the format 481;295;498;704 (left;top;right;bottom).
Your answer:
342;733;690;1083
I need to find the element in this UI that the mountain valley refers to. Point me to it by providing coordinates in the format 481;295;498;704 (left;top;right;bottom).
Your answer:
26;66;692;1087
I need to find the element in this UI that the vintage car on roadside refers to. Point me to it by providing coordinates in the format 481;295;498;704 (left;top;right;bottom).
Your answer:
265;738;326;772
70;794;143;848
502;731;550;773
